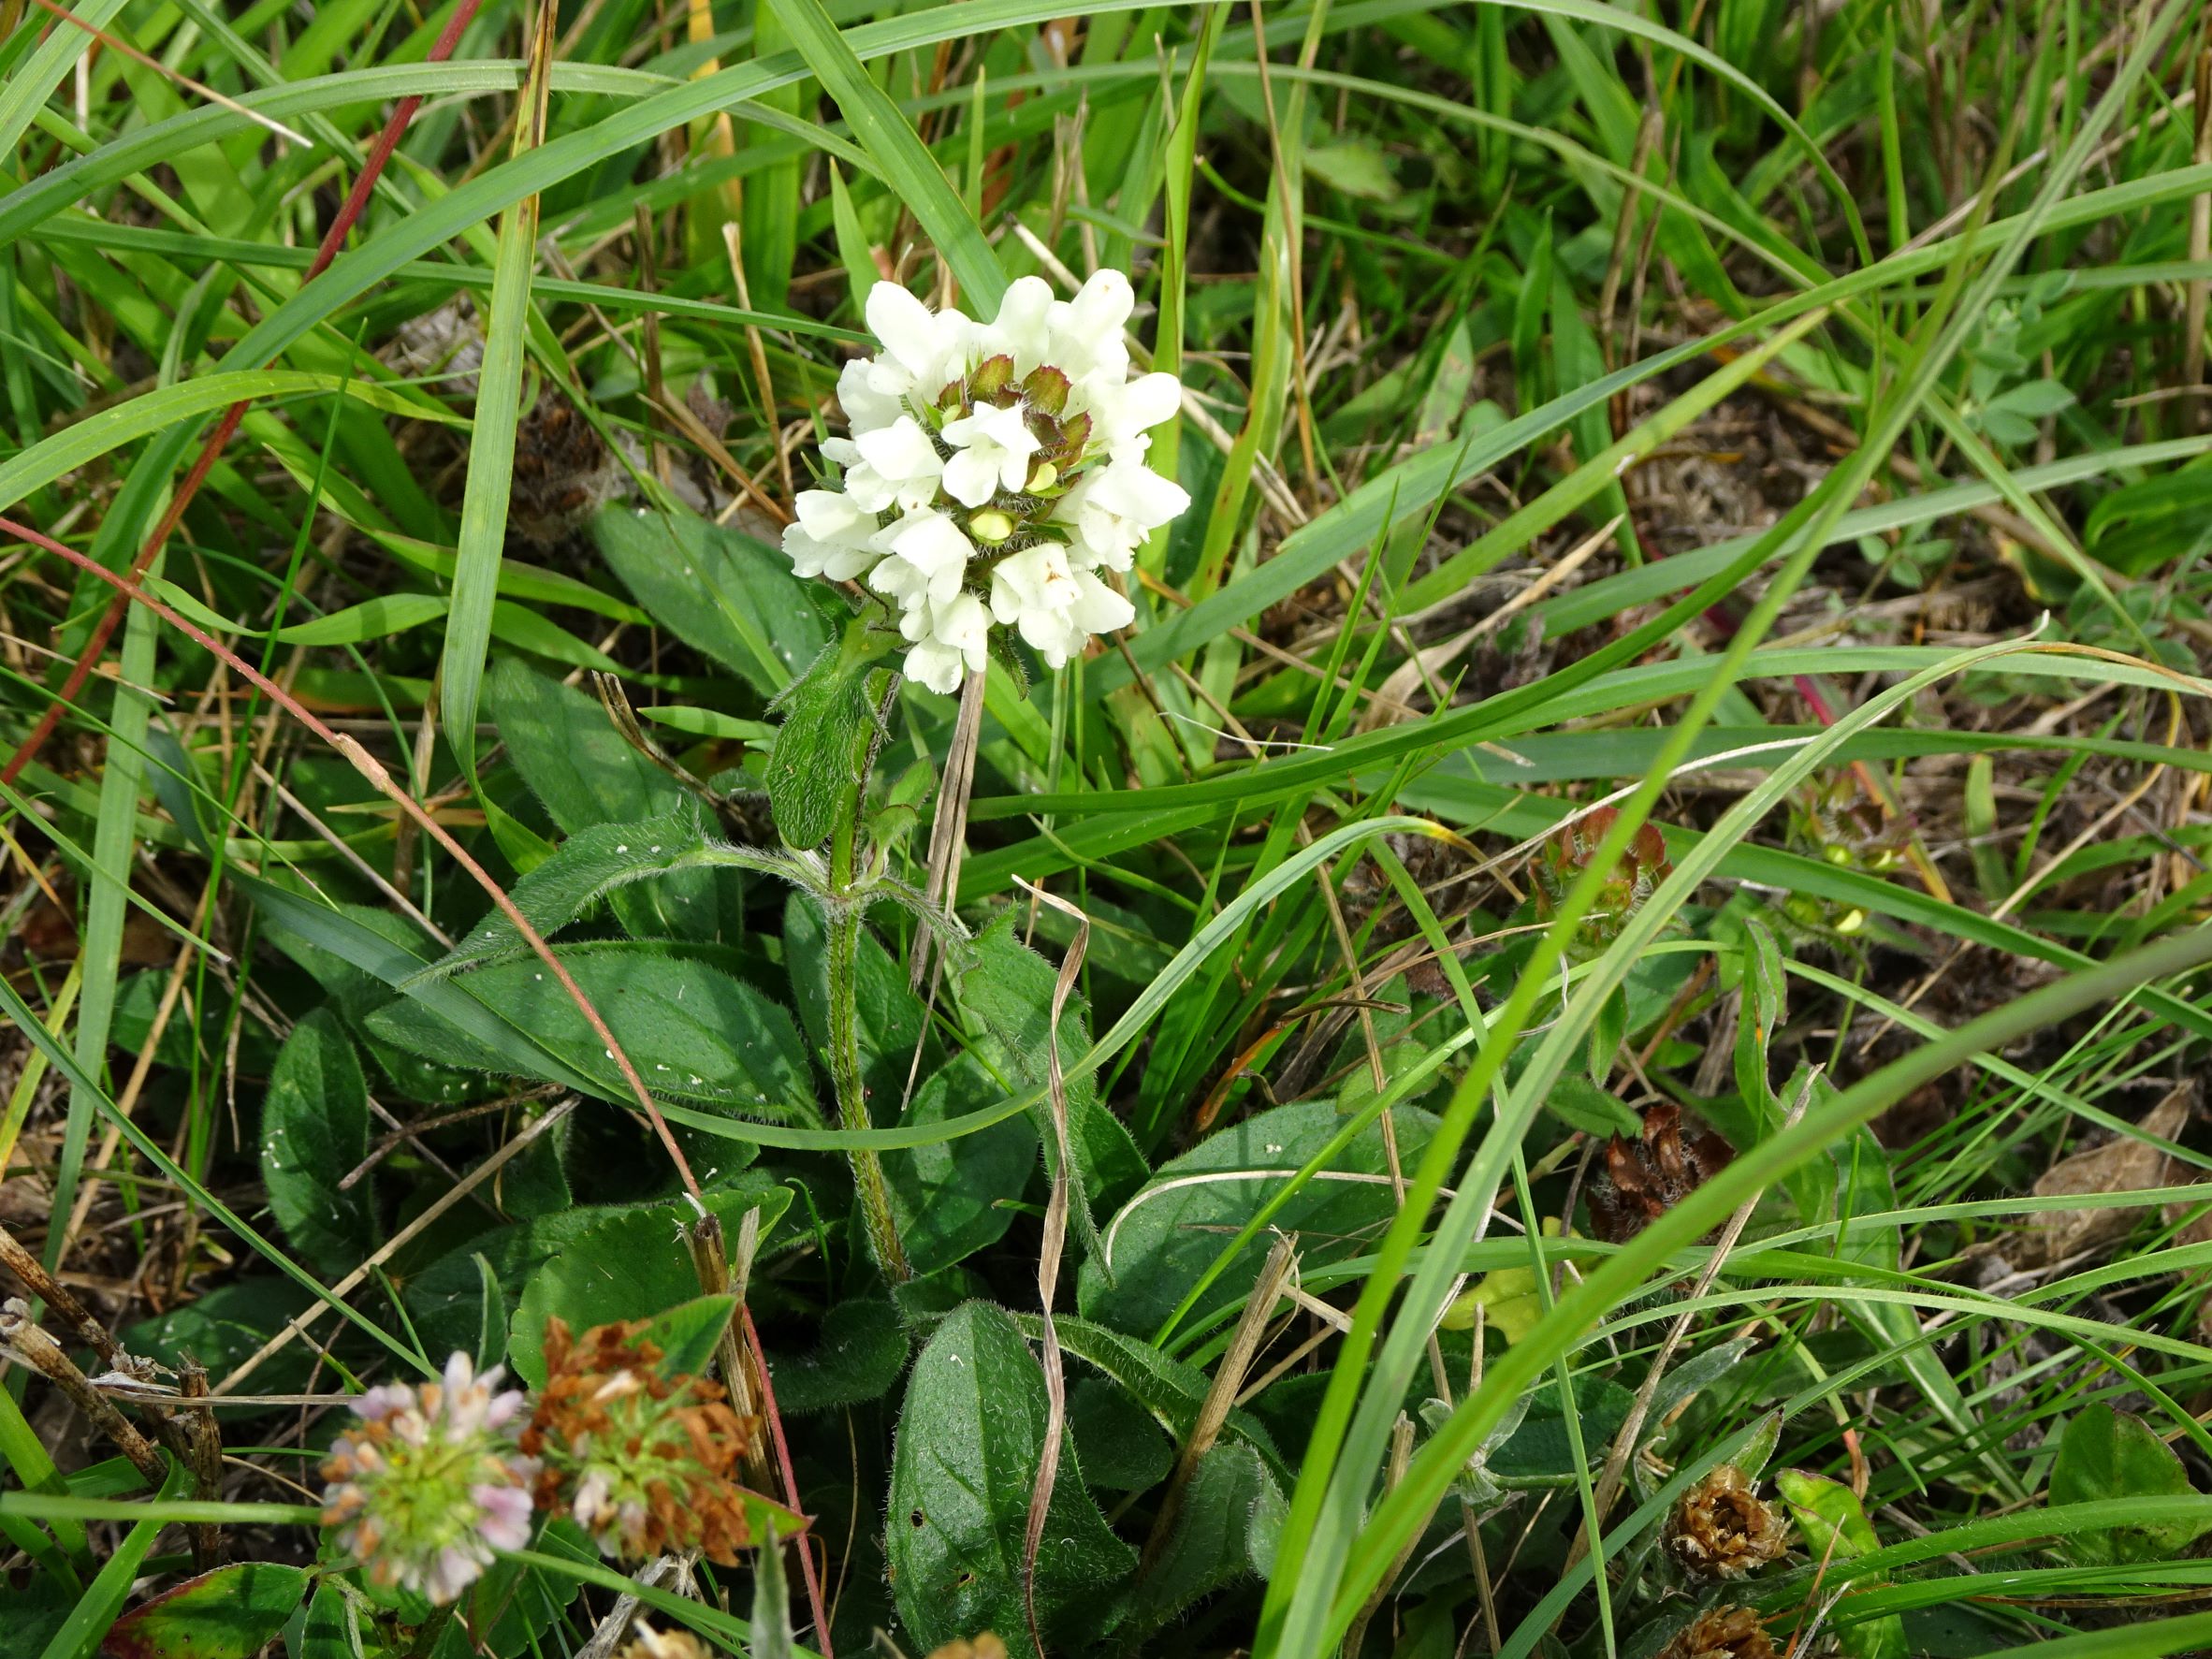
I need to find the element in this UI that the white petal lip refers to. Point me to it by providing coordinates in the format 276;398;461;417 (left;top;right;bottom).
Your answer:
793;488;873;541
886;510;973;579
1121;371;1182;430
940;447;1002;507
853;415;940;482
865;282;946;378
941;400;1039;459
903;638;965;693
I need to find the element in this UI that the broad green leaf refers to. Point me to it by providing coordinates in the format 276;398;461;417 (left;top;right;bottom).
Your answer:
486;658;682;829
465;1520;594;1659
764;1299;910;1414
1540;1076;1639;1140
509;1178;792;1387
99;1563;311;1659
1068;1378;1172;1493
124;1281;320;1417
952;912;1149;1253
365;943;817;1121
1775;1470;1907;1659
473;1254;509;1376
594;506;830;698
1735;912;1788;1132
497;662;748;937
294;1583;367;1659
258;1008;374;1278
886;1302;1135;1657
1129;1443;1286;1632
1077;1099;1434;1338
410;811;765;986
2050;1404;2206;1564
403;1188;747;1365
883;1055;1036;1276
765;632;889;851
1026;1314;1288;1483
633;1293;738;1380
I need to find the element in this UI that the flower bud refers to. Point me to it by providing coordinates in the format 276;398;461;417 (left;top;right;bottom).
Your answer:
968;510;1015;545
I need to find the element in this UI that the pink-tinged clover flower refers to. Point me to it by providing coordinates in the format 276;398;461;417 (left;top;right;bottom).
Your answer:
320;1353;537;1605
784;270;1190;692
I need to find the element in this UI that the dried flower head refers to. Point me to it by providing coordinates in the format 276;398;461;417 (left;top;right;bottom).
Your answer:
784;272;1190;692
320;1352;537;1605
1586;1104;1736;1247
1666;1465;1790;1579
520;1317;760;1564
1655;1605;1778;1659
1532;806;1672;955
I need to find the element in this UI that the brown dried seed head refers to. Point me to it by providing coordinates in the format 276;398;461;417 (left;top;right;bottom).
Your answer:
1656;1605;1778;1659
1666;1465;1789;1579
1586;1105;1737;1245
523;1318;761;1564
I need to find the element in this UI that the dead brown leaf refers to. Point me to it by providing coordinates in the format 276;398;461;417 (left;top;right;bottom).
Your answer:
2027;1086;2200;1264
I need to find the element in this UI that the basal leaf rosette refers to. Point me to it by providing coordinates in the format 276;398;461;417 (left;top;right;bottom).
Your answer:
319;1353;538;1605
783;271;1190;692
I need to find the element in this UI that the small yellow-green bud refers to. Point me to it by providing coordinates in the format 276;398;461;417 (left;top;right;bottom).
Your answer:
1026;460;1058;492
969;510;1015;545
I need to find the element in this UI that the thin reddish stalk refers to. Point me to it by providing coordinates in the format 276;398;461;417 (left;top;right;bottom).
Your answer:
742;1302;833;1658
0;514;702;1200
0;0;485;790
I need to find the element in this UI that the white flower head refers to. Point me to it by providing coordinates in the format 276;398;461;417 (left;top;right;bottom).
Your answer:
781;269;1188;691
320;1354;539;1606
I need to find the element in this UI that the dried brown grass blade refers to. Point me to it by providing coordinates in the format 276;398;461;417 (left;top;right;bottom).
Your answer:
1014;877;1088;1655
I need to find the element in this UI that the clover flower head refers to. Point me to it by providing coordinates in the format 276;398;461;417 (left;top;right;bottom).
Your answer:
519;1318;761;1565
784;271;1192;692
320;1352;537;1605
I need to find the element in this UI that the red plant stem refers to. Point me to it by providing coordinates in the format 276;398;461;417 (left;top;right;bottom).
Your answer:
0;0;485;790
0;513;703;1201
742;1302;833;1658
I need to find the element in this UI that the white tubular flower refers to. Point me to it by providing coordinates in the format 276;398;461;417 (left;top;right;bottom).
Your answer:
901;592;992;693
781;269;1191;691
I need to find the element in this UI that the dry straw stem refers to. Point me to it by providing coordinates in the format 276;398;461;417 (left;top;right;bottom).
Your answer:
1138;1230;1300;1580
0;1298;166;1488
1013;876;1088;1658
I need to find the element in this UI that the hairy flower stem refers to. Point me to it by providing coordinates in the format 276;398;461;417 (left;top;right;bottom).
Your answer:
823;690;912;1284
823;898;910;1283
